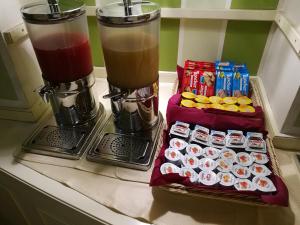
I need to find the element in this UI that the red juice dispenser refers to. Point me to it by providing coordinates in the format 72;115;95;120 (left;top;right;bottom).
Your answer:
21;0;98;126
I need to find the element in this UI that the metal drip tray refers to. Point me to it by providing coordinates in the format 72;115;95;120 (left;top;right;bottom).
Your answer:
22;103;106;160
86;113;164;170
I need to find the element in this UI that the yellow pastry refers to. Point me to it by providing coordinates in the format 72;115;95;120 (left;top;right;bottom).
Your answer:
223;97;238;105
195;95;210;104
211;103;225;110
237;96;252;105
223;104;239;112
239;105;255;113
209;96;222;104
181;99;195;108
182;92;196;100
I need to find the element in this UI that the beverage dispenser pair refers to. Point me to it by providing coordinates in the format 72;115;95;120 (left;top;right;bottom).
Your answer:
21;0;162;170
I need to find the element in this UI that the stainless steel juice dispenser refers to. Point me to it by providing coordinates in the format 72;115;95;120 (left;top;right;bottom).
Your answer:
22;0;98;126
98;0;160;132
21;0;106;159
86;1;163;170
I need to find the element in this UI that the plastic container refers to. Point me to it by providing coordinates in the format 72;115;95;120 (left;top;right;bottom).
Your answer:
21;0;93;83
96;1;160;89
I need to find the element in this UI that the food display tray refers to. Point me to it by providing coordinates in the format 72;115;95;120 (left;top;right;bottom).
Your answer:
150;73;288;207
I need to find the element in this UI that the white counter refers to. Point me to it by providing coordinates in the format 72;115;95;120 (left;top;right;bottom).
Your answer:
0;75;300;225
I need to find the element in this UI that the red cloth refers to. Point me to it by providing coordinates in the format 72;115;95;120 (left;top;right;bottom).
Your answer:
150;131;289;207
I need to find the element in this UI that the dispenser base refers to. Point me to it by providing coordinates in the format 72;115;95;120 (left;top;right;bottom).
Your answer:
86;112;164;171
22;103;106;160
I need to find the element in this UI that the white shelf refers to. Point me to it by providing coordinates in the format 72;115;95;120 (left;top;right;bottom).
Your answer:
86;6;276;21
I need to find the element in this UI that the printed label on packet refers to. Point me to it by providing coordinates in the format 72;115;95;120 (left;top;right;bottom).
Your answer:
232;69;249;97
199;70;215;96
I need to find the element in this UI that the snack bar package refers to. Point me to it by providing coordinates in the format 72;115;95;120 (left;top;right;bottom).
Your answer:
215;61;234;97
181;60;216;96
232;64;250;97
199;68;216;97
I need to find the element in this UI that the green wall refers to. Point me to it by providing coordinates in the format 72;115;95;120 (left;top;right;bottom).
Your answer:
222;21;272;75
85;0;279;74
222;0;278;75
86;0;180;71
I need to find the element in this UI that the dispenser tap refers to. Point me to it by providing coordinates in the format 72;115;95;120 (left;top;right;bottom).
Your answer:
37;85;55;103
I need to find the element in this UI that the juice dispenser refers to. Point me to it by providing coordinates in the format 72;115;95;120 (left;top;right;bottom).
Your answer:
21;0;106;159
97;0;160;132
85;1;163;170
21;0;98;126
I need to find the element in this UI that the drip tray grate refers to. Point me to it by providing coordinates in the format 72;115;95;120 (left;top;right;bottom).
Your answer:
22;103;106;160
86;113;164;171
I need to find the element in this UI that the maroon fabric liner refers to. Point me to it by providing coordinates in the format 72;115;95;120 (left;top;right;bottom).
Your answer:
150;131;289;206
149;65;289;207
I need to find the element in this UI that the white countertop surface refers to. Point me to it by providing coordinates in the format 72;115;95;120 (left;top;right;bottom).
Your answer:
1;75;300;225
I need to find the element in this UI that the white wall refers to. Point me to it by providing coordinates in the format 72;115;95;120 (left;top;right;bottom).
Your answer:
177;0;231;66
0;0;44;108
258;0;300;133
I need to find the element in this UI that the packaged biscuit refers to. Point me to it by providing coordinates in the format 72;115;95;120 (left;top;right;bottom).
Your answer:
215;61;234;97
170;121;190;139
181;67;201;94
199;69;216;97
232;65;249;97
252;176;276;192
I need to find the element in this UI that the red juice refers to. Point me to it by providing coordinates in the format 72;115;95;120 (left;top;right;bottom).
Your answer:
33;32;93;83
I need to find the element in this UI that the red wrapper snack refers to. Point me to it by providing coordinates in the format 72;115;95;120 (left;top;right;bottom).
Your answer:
199;69;216;97
181;60;216;96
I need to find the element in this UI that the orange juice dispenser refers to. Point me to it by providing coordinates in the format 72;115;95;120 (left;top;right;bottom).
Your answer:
97;0;160;132
85;1;163;170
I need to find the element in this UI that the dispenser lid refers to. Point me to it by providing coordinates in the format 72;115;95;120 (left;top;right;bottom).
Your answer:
21;0;85;24
97;1;160;26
